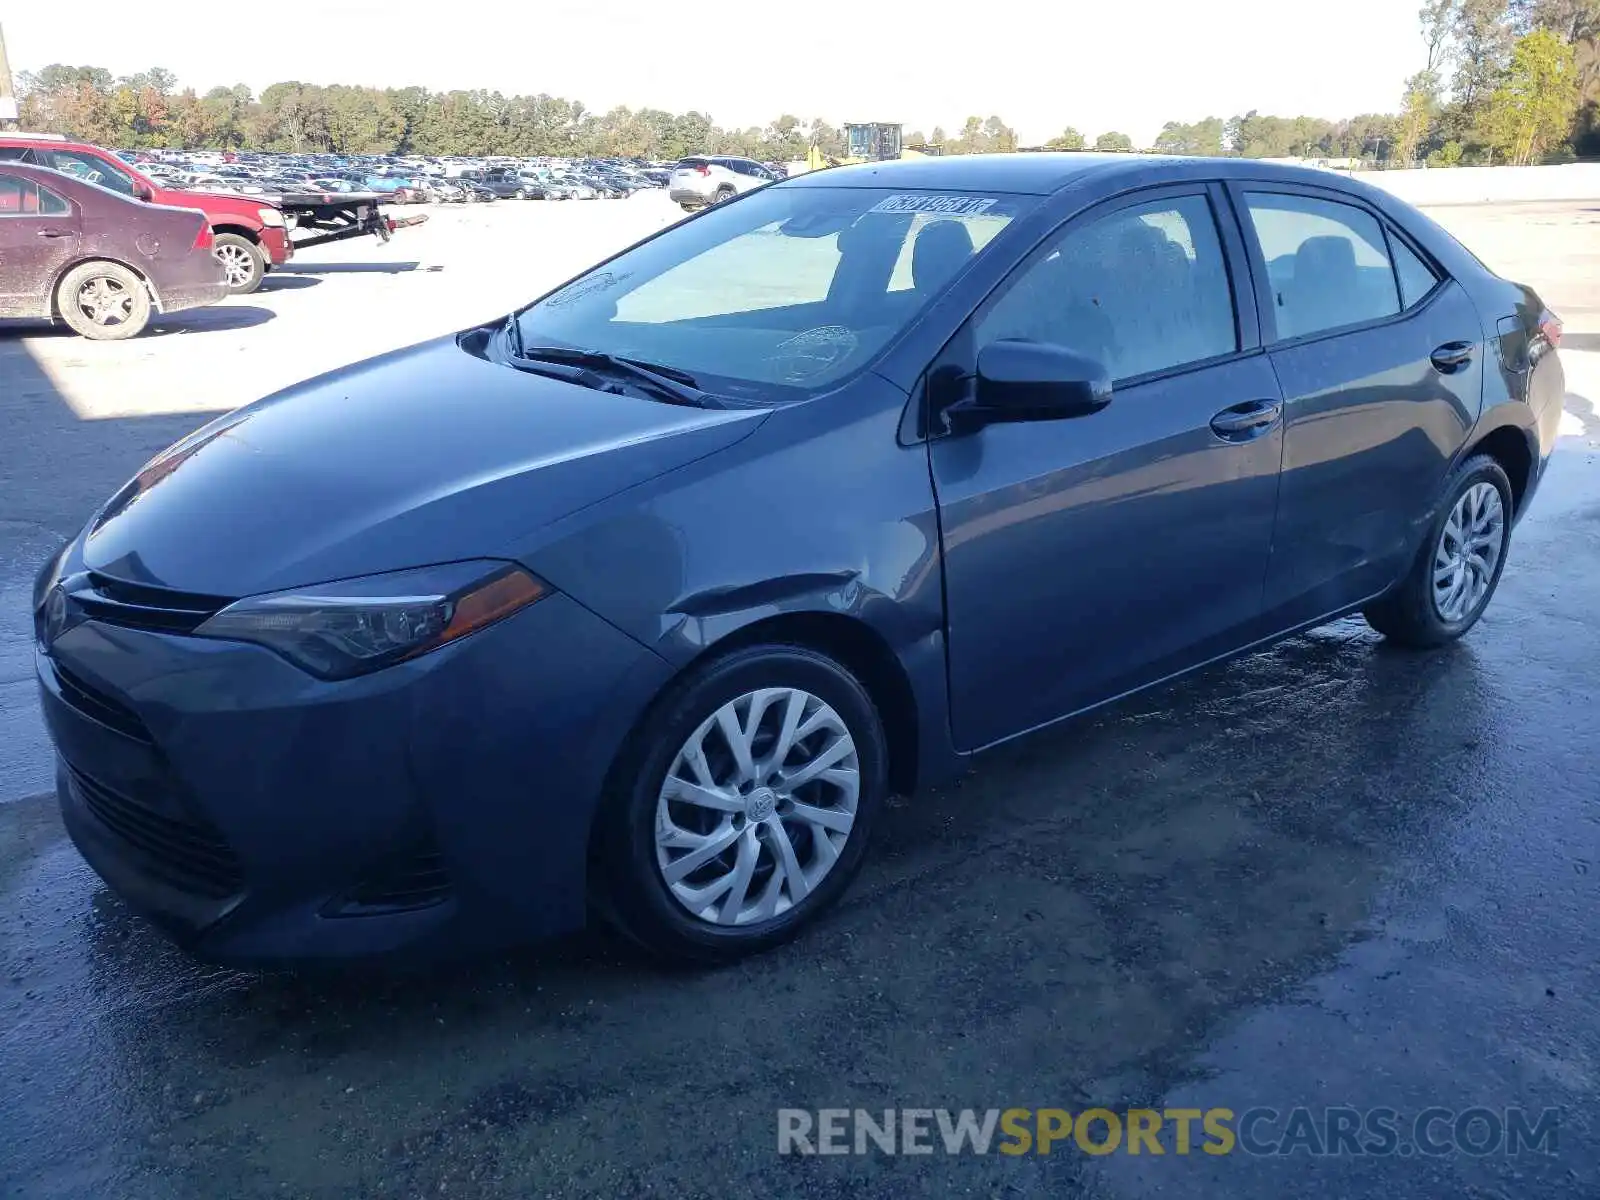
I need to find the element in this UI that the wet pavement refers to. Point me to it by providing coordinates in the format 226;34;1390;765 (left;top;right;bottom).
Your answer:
2;201;1598;1199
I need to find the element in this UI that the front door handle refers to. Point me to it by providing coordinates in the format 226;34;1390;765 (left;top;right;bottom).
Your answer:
1210;398;1282;440
35;228;74;239
1430;340;1476;373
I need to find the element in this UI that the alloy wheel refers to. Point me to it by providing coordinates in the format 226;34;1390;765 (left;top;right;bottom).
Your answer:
74;275;135;328
1433;481;1505;622
215;244;255;287
654;687;860;926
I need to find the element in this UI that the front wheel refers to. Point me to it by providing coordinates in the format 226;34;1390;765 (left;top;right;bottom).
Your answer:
213;233;264;295
1363;454;1513;647
55;261;152;340
594;645;888;963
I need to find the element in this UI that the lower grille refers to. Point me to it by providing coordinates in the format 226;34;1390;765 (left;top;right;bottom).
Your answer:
333;845;452;915
70;768;244;899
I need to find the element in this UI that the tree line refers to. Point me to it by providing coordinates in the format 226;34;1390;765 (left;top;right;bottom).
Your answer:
10;2;1597;163
1152;1;1597;164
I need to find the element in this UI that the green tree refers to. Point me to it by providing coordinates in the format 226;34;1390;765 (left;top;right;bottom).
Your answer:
1152;116;1226;154
1043;126;1085;149
1453;0;1518;111
1396;69;1444;162
1483;26;1582;159
1094;131;1134;151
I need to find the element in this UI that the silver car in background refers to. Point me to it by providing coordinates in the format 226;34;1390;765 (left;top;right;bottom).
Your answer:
668;155;782;211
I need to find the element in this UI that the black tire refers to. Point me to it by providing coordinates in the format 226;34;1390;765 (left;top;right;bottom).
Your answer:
1363;453;1514;648
594;644;889;964
679;202;697;212
55;261;152;341
213;233;264;295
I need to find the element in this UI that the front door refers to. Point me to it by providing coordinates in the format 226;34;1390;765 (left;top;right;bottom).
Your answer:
0;172;81;317
929;186;1285;751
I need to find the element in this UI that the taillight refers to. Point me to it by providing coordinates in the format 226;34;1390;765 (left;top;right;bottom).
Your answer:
1538;311;1562;348
694;164;710;176
193;224;213;251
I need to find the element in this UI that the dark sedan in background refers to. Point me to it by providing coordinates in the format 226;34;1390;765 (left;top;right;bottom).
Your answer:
0;162;228;339
33;154;1564;965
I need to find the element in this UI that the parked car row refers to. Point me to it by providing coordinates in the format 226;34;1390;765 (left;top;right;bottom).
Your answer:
119;149;672;204
2;133;783;342
1;131;419;337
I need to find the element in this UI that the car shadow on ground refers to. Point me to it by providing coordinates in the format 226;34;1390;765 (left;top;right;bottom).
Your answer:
255;274;322;292
277;261;422;275
0;305;275;342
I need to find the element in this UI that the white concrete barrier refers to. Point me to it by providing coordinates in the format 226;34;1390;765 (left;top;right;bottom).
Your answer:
1344;164;1600;206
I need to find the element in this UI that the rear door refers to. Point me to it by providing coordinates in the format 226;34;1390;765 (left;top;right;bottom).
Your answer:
928;184;1286;749
0;173;82;316
1229;184;1484;627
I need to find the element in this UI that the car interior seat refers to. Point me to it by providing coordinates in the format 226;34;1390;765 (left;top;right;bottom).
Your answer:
911;220;976;295
1285;235;1362;337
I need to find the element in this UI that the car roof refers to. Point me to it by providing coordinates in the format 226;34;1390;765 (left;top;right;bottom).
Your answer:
783;152;1379;198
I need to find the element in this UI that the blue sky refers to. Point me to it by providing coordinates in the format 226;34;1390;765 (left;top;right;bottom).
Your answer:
4;0;1426;146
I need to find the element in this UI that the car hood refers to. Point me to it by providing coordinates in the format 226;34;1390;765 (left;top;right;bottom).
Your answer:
160;185;274;212
78;334;767;597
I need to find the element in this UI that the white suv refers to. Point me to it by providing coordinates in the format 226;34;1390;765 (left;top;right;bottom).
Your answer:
667;156;781;211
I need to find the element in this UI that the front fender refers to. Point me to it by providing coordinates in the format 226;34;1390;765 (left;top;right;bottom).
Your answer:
521;378;962;790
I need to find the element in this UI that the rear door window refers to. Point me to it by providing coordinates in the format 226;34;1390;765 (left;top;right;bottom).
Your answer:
1390;235;1441;309
38;184;71;216
1242;192;1400;340
0;173;40;215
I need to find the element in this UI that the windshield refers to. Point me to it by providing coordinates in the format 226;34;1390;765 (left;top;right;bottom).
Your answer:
513;185;1034;399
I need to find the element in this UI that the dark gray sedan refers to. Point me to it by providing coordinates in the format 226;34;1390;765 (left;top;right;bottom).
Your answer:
33;154;1565;965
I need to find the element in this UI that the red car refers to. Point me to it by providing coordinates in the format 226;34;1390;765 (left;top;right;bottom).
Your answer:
0;133;292;294
0;162;229;340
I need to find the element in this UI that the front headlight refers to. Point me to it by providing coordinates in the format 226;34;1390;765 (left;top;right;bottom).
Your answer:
195;561;547;680
257;206;286;228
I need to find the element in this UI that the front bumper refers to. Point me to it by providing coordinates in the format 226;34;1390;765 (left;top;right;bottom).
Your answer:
259;225;293;266
40;590;671;965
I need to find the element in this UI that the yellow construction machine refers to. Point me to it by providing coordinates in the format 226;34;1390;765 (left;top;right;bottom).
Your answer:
804;123;939;172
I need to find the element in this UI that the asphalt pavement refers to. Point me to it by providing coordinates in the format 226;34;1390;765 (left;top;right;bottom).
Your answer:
1;199;1597;1200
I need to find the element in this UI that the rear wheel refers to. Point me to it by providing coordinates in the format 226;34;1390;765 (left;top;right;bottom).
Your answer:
713;185;735;204
55;262;151;341
1363;454;1513;647
594;644;888;963
213;233;264;295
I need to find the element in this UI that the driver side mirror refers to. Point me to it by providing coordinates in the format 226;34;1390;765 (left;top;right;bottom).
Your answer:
968;339;1112;421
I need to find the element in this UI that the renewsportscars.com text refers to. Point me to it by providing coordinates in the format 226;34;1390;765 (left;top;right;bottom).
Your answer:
777;1106;1561;1157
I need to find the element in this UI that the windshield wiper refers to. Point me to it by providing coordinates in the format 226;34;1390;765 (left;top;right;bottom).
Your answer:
514;343;722;408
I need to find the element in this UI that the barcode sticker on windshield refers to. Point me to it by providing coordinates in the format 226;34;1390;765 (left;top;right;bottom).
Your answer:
869;194;998;216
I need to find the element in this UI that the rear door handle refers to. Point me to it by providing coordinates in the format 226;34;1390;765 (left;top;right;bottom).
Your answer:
1210;398;1283;440
1430;341;1475;373
35;228;73;239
